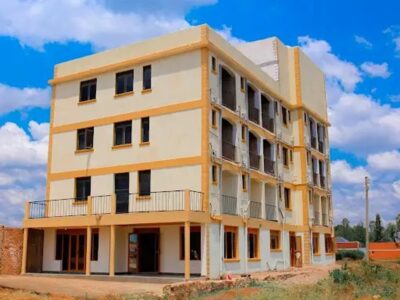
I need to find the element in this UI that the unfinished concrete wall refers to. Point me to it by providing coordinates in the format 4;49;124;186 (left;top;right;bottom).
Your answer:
0;226;23;275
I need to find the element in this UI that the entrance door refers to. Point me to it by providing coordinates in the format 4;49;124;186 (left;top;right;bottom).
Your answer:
61;232;86;272
27;229;44;273
115;173;129;213
289;234;302;267
137;229;159;273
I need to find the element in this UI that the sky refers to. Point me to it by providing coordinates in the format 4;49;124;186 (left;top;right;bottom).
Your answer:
0;0;399;226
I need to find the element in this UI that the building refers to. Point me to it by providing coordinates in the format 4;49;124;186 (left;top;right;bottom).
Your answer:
21;25;334;280
336;237;361;251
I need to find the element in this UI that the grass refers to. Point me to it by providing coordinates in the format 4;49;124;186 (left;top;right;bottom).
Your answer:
196;261;400;300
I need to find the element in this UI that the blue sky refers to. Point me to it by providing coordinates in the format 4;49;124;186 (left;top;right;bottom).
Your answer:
0;0;399;226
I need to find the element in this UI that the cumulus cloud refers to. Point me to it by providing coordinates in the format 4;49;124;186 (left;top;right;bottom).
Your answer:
354;35;373;49
331;160;369;185
367;151;400;171
361;62;391;78
384;25;400;54
216;25;246;45
0;0;217;50
0;84;50;115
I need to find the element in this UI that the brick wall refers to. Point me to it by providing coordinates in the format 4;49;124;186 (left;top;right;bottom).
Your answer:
0;226;23;275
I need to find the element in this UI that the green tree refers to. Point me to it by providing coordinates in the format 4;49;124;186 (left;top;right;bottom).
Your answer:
353;222;366;246
396;214;400;233
373;214;384;242
384;223;397;241
335;218;354;241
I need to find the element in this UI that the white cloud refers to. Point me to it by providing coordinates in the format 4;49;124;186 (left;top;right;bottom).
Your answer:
384;26;400;54
216;25;246;45
0;84;50;115
367;151;400;171
389;94;400;103
331;160;369;185
298;36;362;92
361;62;391;78
0;0;216;50
354;35;372;49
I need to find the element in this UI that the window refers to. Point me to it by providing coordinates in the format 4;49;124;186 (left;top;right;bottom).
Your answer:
77;127;94;150
248;229;259;259
288;110;291;122
138;170;151;196
212;165;218;184
180;226;201;260
284;187;291;209
75;177;91;201
115;70;133;95
278;185;282;200
289;150;293;163
211;110;217;128
141;117;150;143
274;102;279;115
270;230;280;250
242;173;248;191
79;79;97;102
211;56;217;73
276;144;280;158
114;121;132;146
307;151;311;165
224;226;238;259
143;65;152;90
283;147;289;167
325;234;334;253
55;233;63;260
240;76;245;91
91;232;99;261
241;125;247;142
312;233;319;255
282;106;288;125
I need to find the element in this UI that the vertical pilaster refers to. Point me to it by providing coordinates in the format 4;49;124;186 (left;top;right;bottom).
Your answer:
21;228;28;274
86;227;92;276
109;225;115;276
184;221;191;280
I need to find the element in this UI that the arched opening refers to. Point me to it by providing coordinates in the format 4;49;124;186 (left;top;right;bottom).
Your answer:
263;140;274;175
248;131;259;169
222;119;235;161
261;94;274;132
247;84;259;124
221;67;236;111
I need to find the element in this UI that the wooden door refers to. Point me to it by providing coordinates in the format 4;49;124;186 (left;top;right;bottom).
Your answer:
26;229;44;273
67;232;86;272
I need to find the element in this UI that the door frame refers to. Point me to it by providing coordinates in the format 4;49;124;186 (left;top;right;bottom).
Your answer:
131;228;160;273
57;229;87;273
289;232;303;268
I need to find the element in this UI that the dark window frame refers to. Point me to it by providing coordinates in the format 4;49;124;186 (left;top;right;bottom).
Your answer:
248;229;259;259
77;127;94;150
179;226;201;260
284;187;291;209
75;177;91;201
212;165;218;184
138;170;151;196
79;79;97;102
211;56;217;72
270;230;281;250
143;65;152;90
141;117;150;143
282;106;288;125
115;70;134;95
114;121;132;146
224;226;238;259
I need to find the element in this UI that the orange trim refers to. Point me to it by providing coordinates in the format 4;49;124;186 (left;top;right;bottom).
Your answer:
75;149;94;154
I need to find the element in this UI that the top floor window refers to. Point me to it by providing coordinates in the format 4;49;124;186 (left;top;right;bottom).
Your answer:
116;70;133;95
80;79;96;102
114;121;132;146
211;56;217;73
282;106;288;125
143;65;152;90
284;187;291;209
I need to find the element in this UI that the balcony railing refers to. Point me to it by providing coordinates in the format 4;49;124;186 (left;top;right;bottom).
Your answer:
248;108;260;124
313;210;321;225
262;117;274;133
222;140;236;161
322;213;329;226
27;190;204;219
249;201;262;219
265;204;277;221
264;158;275;175
220;195;237;215
249;151;260;169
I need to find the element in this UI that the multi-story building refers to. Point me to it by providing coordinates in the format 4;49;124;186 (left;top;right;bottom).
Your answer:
21;25;334;280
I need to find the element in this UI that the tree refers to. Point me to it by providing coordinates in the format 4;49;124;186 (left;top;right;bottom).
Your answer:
373;214;384;242
353;222;366;246
396;214;400;233
384;223;397;242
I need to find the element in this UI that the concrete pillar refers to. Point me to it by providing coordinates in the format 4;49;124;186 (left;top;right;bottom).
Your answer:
86;227;92;276
109;225;115;276
21;228;28;274
184;221;190;280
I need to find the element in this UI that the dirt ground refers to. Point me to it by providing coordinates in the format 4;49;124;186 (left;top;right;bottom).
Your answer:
0;275;165;298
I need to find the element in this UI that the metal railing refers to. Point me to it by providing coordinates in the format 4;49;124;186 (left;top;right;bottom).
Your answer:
249;151;260;169
264;158;275;175
221;195;237;215
26;190;204;219
262;117;274;133
222;140;236;161
249;201;262;219
313;210;321;225
265;204;277;221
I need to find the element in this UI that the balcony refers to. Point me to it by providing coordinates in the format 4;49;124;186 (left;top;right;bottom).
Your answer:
27;190;204;219
249;201;262;219
262;117;274;133
318;141;324;153
249;152;260;170
311;136;317;149
248;107;260;124
264;158;275;175
265;204;277;221
222;140;236;161
313;173;319;186
220;195;238;215
320;176;326;188
313;210;321;225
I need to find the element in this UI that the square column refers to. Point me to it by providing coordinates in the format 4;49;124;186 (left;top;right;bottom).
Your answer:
109;225;115;276
184;221;190;280
21;228;28;274
86;227;92;275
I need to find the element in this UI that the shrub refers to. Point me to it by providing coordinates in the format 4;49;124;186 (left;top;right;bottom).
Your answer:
336;250;364;260
329;268;352;284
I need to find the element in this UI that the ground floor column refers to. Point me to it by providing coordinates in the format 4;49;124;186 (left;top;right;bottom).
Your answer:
109;225;115;276
184;221;190;280
20;228;28;274
86;227;92;276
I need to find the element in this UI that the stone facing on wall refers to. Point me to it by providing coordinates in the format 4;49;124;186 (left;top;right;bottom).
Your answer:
0;226;23;275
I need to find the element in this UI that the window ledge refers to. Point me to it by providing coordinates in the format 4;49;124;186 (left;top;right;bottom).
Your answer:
75;148;94;154
141;88;152;94
139;141;150;147
211;69;218;75
270;249;282;253
112;144;132;150
114;91;134;98
212;125;218;130
136;195;151;200
78;99;96;105
313;253;321;256
224;258;240;263
326;252;334;256
73;200;87;205
248;258;261;262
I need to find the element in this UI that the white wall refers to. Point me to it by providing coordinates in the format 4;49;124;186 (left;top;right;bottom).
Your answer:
42;229;62;272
